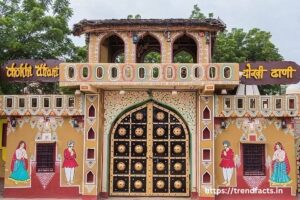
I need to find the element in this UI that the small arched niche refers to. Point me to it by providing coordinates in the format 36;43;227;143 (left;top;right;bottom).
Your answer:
88;105;96;118
203;107;211;120
100;34;124;63
136;35;161;63
202;127;211;140
173;35;197;63
203;172;211;184
86;171;94;183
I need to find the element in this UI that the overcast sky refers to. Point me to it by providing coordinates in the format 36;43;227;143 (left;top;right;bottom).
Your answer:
69;0;300;64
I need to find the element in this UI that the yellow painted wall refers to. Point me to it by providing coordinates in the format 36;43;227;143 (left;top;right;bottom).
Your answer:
0;118;7;178
4;117;84;190
215;119;297;195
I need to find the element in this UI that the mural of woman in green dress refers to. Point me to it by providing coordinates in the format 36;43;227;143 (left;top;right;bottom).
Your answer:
270;142;292;185
9;141;30;183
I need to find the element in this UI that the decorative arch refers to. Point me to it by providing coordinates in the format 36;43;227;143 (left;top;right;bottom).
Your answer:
86;171;94;183
109;99;190;196
99;33;125;63
88;105;96;118
203;106;211;120
202;127;211;140
136;33;161;63
172;33;198;63
87;127;95;139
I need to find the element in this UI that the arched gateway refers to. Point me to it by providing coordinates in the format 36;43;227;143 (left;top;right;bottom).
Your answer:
109;101;190;196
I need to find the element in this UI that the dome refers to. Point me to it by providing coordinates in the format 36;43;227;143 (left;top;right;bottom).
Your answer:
286;82;300;94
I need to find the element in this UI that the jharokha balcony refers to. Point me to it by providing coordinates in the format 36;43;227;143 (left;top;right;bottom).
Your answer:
59;63;239;93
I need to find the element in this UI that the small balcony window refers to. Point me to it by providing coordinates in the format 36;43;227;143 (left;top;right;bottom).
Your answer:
209;66;216;79
275;98;282;110
288;98;296;110
262;98;269;110
55;97;63;108
166;67;173;79
180;67;187;79
138;67;145;79
31;97;38;108
194;67;201;79
18;98;25;108
96;66;103;79
152;67;159;79
68;97;75;108
5;97;13;108
82;66;89;78
111;67;118;79
237;98;244;109
223;66;231;79
249;98;256;109
43;97;50;108
68;66;75;79
224;98;231;109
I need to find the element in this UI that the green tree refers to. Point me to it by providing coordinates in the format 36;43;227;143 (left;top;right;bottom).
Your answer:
0;0;85;94
213;28;283;94
190;4;206;19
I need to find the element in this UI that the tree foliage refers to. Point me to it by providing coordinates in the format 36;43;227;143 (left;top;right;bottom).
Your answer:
190;4;206;19
0;0;85;94
213;28;283;62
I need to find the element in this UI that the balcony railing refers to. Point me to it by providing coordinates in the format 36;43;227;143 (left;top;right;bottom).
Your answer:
59;63;239;89
215;95;299;117
0;95;83;116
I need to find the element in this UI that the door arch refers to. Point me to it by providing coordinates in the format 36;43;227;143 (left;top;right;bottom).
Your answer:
109;101;190;196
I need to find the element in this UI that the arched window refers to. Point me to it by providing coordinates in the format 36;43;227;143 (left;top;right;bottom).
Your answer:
96;66;103;79
136;35;161;63
82;66;89;78
173;35;197;63
68;66;75;79
111;67;118;79
100;34;124;63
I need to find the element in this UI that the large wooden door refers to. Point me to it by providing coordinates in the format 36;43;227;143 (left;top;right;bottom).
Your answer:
110;102;190;196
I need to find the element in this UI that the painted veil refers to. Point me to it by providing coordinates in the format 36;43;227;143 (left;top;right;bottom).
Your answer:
270;142;291;185
9;141;30;183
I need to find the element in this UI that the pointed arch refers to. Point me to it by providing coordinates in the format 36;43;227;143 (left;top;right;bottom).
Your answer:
88;105;96;118
202;171;211;184
136;34;161;63
86;171;94;183
87;127;95;139
172;33;198;63
202;127;211;140
203;106;211;120
99;33;125;63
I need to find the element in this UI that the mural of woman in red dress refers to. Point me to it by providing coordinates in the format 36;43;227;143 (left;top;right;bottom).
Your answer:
63;141;78;185
219;140;235;187
9;141;30;183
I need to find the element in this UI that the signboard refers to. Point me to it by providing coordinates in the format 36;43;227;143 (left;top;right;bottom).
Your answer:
240;61;300;85
0;59;61;82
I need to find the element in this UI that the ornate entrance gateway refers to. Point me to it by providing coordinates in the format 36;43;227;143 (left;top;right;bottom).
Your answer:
109;102;190;196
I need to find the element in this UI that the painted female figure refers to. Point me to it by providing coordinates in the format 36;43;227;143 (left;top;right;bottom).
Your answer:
219;140;235;187
63;141;78;185
9;141;30;183
270;142;292;185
